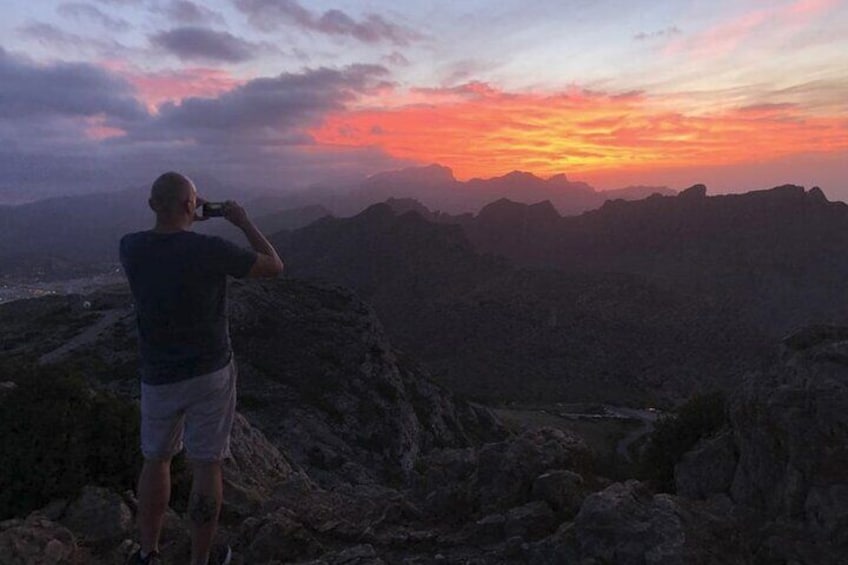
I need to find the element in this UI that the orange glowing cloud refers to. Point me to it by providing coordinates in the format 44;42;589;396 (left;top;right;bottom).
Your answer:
310;83;848;181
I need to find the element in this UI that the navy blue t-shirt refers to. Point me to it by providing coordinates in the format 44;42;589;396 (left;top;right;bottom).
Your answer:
119;230;257;385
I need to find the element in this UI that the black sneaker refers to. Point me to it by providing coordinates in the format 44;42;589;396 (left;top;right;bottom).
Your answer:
209;544;232;565
126;549;163;564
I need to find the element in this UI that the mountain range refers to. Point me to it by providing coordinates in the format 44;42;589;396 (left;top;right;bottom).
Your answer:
0;165;672;278
272;202;770;405
456;183;848;335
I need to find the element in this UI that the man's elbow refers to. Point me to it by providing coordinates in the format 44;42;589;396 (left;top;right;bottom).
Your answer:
247;255;284;278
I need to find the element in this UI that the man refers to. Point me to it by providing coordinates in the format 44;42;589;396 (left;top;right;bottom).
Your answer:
120;172;283;565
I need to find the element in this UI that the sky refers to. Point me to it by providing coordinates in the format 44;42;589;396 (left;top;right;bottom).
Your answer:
0;0;846;204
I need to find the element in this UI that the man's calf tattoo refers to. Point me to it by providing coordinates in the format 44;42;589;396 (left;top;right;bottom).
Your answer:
189;492;217;526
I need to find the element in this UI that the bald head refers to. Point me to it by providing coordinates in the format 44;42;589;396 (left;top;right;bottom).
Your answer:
149;172;196;219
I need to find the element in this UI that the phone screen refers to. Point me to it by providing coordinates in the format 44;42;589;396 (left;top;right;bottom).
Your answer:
203;203;225;217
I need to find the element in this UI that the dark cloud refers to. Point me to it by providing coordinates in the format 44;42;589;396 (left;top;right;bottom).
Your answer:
133;64;391;142
234;0;423;45
0;48;146;121
158;1;225;25
57;2;131;32
150;27;258;63
0;55;405;202
634;26;681;41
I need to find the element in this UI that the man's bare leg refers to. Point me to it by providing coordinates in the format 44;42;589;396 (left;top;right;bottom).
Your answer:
137;458;171;556
189;461;223;565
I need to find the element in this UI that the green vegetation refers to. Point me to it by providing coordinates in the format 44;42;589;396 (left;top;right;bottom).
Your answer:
0;360;191;519
0;362;140;519
640;391;728;492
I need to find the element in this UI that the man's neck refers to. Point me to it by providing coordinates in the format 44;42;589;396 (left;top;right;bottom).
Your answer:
152;219;191;233
151;218;191;233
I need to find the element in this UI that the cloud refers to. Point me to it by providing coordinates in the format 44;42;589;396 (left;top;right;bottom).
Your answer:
132;64;391;143
156;0;225;25
634;26;681;41
110;65;244;112
150;27;258;63
234;0;423;45
0;47;145;122
383;51;410;66
57;2;131;32
17;21;130;56
666;0;840;59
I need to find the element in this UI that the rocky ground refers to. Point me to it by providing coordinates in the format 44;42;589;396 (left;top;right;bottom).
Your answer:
1;279;847;563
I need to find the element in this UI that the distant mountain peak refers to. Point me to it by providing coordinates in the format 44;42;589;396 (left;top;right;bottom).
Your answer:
678;184;707;199
383;197;434;219
503;170;537;179
364;164;457;186
808;186;828;203
477;198;561;224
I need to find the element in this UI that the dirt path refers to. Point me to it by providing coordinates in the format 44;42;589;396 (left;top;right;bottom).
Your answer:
609;406;659;462
38;308;131;365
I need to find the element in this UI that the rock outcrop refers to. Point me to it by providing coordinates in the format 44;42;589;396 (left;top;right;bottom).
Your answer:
227;278;505;486
667;325;848;564
727;325;848;560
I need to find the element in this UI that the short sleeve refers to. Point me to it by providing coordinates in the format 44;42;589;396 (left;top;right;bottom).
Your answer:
204;235;258;279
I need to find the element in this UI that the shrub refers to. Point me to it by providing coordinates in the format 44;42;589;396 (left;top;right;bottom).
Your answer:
640;391;728;492
0;364;142;519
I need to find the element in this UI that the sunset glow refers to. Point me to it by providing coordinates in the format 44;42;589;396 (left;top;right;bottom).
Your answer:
311;86;848;181
0;0;846;202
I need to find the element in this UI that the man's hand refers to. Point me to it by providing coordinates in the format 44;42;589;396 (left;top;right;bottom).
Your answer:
223;200;250;229
221;199;284;278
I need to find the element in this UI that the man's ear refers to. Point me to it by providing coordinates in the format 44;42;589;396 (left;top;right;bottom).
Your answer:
183;198;195;216
148;198;158;213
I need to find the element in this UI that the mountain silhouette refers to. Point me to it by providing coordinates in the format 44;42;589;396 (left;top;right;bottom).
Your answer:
272;203;768;404
347;164;674;215
459;184;848;334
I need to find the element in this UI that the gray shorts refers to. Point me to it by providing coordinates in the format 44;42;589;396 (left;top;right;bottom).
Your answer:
140;357;237;462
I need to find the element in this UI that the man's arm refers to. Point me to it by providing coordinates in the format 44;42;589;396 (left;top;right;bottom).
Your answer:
223;201;284;278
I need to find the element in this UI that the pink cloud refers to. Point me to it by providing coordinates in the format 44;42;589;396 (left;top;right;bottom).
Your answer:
101;62;244;112
667;0;840;59
83;114;126;140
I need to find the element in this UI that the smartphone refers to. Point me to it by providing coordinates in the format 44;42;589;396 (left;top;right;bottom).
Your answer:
203;202;225;218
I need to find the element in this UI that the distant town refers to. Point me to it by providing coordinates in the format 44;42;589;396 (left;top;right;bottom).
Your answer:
0;265;126;304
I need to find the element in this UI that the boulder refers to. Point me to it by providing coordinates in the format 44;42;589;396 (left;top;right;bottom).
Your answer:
61;486;132;542
674;430;737;499
572;480;748;565
476;427;590;512
0;515;76;564
575;481;687;564
504;501;556;541
531;469;586;518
